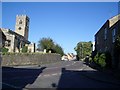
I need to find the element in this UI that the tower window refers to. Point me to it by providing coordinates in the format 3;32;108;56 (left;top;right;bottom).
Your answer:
19;20;22;24
18;27;22;30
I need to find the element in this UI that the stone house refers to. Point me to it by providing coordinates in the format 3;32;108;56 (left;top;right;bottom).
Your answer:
95;14;120;68
0;29;6;48
1;28;30;52
61;53;76;61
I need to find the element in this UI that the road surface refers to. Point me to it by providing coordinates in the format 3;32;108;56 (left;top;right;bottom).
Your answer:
2;61;120;89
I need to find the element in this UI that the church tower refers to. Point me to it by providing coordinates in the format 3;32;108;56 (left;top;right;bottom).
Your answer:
15;15;29;40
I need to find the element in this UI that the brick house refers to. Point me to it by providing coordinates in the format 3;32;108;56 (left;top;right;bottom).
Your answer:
95;14;120;69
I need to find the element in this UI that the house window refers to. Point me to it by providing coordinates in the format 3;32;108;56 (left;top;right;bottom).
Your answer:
112;28;116;43
104;28;107;40
105;46;108;52
97;37;99;45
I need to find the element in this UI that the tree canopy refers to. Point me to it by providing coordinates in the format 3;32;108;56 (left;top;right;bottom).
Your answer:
74;41;92;59
37;37;64;56
38;37;54;52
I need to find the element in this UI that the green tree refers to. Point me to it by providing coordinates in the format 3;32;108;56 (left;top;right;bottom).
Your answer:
38;37;64;55
93;52;99;64
98;53;106;67
21;46;28;53
53;44;64;56
93;52;108;68
38;37;54;52
75;41;92;59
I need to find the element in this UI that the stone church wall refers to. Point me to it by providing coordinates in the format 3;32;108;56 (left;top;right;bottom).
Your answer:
1;53;61;66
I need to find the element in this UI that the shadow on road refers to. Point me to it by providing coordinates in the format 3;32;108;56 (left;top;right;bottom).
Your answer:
52;68;120;89
2;66;46;89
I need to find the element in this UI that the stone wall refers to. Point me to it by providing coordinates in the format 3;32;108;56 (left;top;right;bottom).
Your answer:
1;53;61;66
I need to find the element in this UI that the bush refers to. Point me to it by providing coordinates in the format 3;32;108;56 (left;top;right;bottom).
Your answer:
1;47;9;54
98;53;106;67
21;46;28;53
93;52;106;68
93;53;99;64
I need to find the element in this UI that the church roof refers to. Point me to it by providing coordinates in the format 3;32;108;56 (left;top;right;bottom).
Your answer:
95;14;120;36
109;14;120;27
1;28;30;44
0;28;6;40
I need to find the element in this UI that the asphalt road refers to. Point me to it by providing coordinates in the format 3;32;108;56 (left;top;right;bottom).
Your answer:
2;61;120;89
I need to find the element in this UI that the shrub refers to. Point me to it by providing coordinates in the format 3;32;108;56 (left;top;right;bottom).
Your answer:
93;52;106;68
98;53;106;67
1;47;9;54
21;46;28;53
93;53;99;64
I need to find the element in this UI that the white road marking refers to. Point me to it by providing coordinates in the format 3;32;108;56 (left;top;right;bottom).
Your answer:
52;73;60;76
42;73;61;77
69;68;83;71
0;82;21;89
79;68;83;70
46;62;76;70
66;65;71;67
43;74;50;77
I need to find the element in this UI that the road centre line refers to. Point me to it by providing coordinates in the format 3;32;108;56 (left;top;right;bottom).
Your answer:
41;73;61;77
46;61;77;70
0;82;21;89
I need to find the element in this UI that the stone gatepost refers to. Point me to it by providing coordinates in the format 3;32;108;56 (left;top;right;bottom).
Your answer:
44;49;46;53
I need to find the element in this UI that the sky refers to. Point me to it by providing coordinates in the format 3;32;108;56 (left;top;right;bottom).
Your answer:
2;2;119;54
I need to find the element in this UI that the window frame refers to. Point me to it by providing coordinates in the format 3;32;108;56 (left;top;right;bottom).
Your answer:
104;28;107;40
112;28;116;43
19;20;23;24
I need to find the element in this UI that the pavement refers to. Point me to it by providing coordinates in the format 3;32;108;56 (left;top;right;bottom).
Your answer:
81;63;120;86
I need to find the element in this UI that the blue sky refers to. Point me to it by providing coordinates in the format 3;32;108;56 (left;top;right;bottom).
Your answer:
2;2;118;54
